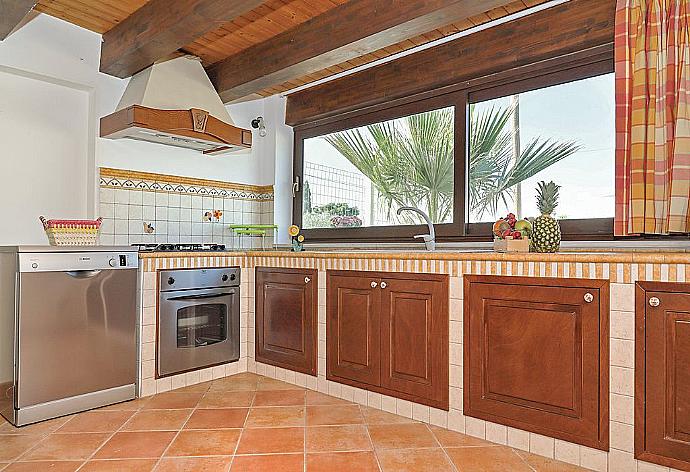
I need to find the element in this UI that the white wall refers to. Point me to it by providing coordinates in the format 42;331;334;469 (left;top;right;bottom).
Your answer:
228;95;294;244
0;68;90;244
0;13;291;245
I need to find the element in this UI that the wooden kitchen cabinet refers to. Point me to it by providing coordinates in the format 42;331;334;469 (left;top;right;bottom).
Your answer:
464;275;609;450
635;282;690;471
255;267;317;376
327;270;448;409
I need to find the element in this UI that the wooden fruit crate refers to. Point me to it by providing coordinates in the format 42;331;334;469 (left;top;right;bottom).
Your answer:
493;237;530;253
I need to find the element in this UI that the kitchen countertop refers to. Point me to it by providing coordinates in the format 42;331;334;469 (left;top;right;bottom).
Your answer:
138;248;690;264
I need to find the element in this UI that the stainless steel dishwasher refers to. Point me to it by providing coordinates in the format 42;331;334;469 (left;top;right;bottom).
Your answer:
0;246;138;426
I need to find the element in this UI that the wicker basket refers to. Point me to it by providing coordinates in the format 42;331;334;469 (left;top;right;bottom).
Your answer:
40;216;102;246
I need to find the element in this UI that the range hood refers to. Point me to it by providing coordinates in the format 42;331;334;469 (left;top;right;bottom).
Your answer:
100;56;251;155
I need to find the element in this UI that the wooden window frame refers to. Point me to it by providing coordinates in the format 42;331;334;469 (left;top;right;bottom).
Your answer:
292;46;615;243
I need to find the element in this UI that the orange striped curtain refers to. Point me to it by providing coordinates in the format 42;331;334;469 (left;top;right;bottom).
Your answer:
615;0;690;236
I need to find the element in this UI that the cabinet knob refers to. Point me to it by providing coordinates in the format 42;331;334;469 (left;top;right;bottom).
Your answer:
304;276;311;284
380;281;387;289
583;292;594;303
370;281;378;288
649;296;660;307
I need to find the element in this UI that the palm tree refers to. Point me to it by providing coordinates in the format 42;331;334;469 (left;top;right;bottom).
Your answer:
325;106;581;224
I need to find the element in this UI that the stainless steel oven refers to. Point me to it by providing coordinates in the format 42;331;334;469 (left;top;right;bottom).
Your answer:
158;267;240;377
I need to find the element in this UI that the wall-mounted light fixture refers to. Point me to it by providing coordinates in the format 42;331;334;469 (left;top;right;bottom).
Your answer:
251;116;267;137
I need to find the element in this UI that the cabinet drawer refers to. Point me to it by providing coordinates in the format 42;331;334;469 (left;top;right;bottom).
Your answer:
464;275;609;450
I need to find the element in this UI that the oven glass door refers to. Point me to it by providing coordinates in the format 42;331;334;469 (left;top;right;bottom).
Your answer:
158;287;240;377
177;303;227;348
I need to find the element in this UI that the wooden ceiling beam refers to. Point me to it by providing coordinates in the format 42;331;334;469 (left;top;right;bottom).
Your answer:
0;0;36;40
285;0;615;126
100;0;267;78
206;0;516;103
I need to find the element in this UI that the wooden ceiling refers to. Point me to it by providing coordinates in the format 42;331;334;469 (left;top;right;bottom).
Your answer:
27;0;547;101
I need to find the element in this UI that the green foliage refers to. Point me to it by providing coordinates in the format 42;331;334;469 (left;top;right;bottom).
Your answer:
312;202;360;217
324;105;581;222
303;180;313;213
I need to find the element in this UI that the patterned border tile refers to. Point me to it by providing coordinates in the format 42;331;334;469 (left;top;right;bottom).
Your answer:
99;167;274;201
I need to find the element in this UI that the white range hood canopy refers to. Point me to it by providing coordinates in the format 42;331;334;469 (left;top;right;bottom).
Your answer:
101;56;252;154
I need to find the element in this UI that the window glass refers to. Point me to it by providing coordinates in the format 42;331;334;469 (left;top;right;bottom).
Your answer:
467;73;615;223
302;107;455;229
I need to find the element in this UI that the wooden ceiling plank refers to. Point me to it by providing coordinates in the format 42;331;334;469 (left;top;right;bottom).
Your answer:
207;0;517;103
1;0;35;39
100;0;268;78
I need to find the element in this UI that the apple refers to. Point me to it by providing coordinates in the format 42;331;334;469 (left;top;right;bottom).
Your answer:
514;219;532;235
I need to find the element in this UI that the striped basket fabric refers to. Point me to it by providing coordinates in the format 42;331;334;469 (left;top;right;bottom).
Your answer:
40;216;102;246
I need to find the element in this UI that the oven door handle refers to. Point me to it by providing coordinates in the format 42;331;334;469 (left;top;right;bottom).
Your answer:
165;292;232;301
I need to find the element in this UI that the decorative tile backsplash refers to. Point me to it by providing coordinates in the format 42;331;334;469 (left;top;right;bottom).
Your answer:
98;168;274;248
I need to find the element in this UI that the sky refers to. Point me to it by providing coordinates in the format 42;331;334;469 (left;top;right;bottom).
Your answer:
303;72;615;226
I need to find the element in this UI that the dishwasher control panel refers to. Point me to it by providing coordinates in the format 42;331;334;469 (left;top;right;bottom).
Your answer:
19;251;138;272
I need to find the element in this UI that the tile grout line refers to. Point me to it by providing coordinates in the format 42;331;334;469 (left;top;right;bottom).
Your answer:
72;401;149;471
358;404;384;472
150;386;208;471
425;422;461;472
227;381;258;471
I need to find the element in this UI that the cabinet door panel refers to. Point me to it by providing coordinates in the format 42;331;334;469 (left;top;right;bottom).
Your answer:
465;275;609;451
637;285;690;470
380;277;448;408
327;274;380;386
255;268;317;375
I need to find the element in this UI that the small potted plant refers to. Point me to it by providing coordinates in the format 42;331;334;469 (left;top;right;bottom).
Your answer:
492;213;532;253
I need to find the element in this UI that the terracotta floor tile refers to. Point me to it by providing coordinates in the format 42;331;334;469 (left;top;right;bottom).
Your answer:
208;377;260;392
0;435;42;461
122;410;192;431
445;446;533;472
198;391;255;409
245;406;304;428
231;453;304;472
97;397;150;411
155;456;233;471
3;461;83;472
79;459;158;471
0;416;71;435
377;448;453;472
92;431;175;459
367;424;438;450
306;425;372;452
256;378;305;391
252;390;305;407
24;433;109;461
142;392;204;410
170;381;213;393
305;391;353;406
236;427;304;454
361;407;416;425
514;449;587;471
184;408;248;429
57;411;134;433
165;429;240;456
306;405;364;426
429;425;497;447
306;451;379;472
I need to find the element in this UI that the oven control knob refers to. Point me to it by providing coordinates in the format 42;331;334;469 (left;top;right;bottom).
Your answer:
31;262;38;269
108;258;117;267
230;273;236;281
222;274;229;282
168;277;175;285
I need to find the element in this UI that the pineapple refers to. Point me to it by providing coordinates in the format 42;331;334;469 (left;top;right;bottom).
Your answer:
531;181;561;253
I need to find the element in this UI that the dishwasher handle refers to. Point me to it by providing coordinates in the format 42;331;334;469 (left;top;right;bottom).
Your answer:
65;270;103;279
